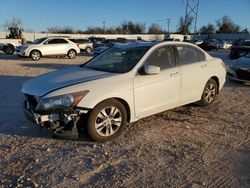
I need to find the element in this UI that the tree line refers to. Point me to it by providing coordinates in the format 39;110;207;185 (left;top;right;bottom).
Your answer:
3;16;249;35
46;21;165;35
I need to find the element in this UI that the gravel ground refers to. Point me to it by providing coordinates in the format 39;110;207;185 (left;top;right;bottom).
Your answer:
0;51;249;188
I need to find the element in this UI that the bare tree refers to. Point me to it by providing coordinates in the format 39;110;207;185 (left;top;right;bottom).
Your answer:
148;23;165;34
121;21;145;34
216;16;240;33
3;17;22;30
199;23;215;34
177;16;194;34
47;26;75;34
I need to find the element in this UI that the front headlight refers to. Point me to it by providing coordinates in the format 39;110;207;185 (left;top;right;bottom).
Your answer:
36;91;89;110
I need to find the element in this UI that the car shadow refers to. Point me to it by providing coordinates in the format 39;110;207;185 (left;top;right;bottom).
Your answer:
0;53;21;60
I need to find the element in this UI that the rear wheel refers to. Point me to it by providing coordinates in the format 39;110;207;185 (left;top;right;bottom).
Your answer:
3;45;15;54
30;50;41;61
86;47;92;54
198;79;218;106
67;49;77;59
87;99;127;142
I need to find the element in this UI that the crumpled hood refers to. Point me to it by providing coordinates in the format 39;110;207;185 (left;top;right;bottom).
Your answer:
22;66;114;97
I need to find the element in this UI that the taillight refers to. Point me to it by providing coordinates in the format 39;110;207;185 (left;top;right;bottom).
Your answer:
77;44;80;49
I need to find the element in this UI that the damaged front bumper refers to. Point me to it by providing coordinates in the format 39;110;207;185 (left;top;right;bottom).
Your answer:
23;100;88;138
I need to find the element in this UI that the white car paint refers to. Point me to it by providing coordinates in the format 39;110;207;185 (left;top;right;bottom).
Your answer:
17;37;80;58
22;42;226;123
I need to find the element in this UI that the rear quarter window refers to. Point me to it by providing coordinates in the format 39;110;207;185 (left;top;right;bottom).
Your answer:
196;48;206;61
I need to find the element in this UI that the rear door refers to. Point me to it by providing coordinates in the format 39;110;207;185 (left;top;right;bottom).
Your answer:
175;45;209;104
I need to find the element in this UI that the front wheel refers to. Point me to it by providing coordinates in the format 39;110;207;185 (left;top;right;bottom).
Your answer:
198;79;218;106
87;99;127;142
30;50;41;61
67;49;77;59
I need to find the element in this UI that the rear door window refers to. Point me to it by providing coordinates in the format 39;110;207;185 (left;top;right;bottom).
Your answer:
176;45;204;65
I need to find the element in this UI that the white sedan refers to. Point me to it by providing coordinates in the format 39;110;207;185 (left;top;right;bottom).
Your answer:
22;41;226;142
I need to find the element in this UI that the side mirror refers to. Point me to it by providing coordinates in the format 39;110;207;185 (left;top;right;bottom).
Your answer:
143;65;160;75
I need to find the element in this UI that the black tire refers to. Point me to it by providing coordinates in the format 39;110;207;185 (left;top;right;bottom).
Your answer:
67;49;77;59
198;79;218;107
87;99;127;142
30;50;41;61
3;45;15;54
86;47;92;54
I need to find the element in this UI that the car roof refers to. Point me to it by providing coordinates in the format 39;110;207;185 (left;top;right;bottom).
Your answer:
114;41;200;50
114;41;158;49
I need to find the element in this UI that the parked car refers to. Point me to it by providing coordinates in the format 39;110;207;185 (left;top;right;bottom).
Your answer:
0;39;22;54
227;52;250;82
164;38;181;42
22;42;226;142
193;40;203;45
93;41;119;55
198;39;220;51
229;40;250;59
69;38;93;53
93;38;130;54
218;40;232;49
89;36;106;48
0;27;23;54
17;37;80;61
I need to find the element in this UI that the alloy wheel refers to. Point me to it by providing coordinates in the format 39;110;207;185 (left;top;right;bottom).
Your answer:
31;51;40;60
204;82;216;103
95;106;122;137
68;50;76;59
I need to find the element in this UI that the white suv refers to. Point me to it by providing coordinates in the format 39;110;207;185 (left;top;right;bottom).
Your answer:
17;37;80;60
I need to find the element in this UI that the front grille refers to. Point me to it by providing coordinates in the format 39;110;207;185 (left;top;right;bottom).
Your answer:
36;108;75;115
25;94;38;109
235;69;250;81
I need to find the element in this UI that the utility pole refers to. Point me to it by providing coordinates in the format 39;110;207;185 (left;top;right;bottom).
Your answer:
102;21;106;31
166;18;171;34
184;0;200;34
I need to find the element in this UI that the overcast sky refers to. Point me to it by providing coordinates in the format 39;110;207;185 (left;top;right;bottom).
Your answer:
0;0;249;32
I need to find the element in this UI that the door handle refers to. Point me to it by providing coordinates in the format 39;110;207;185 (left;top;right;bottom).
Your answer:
170;72;178;77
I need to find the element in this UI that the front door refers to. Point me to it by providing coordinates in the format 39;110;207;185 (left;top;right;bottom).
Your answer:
134;45;181;118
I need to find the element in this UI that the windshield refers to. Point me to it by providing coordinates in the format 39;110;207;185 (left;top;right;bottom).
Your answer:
33;37;47;44
84;46;150;73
